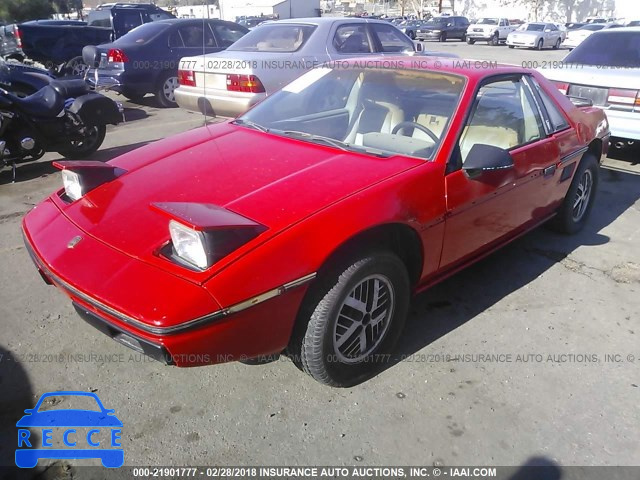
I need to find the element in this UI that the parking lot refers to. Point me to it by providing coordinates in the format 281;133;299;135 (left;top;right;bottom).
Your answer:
0;42;639;476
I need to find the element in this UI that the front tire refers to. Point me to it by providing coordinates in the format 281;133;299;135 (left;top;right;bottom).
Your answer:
298;253;410;387
536;39;544;50
439;32;447;42
467;37;475;44
490;32;499;46
548;154;598;234
56;125;106;159
508;45;515;48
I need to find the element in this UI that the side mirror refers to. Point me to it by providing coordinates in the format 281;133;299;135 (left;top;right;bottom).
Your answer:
447;23;453;27
462;144;514;174
413;41;424;52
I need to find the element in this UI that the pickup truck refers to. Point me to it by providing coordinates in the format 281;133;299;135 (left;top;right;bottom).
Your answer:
17;3;174;75
466;18;515;45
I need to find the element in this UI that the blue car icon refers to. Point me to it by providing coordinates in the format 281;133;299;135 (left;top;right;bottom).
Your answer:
16;391;123;468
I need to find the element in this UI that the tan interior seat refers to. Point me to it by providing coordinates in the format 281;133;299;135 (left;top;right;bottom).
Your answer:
459;97;520;162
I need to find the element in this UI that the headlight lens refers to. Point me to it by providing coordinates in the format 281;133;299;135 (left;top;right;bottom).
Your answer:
61;169;83;201
169;220;209;270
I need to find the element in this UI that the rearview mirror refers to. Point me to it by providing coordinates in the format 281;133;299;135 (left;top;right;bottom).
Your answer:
462;144;514;174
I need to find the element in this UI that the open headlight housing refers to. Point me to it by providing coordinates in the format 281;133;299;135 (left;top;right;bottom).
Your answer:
154;203;268;271
169;220;209;270
61;169;83;201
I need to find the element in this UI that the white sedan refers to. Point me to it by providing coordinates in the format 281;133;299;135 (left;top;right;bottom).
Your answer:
540;27;640;146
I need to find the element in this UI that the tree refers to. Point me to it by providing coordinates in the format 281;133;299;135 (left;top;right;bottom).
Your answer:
0;0;54;22
499;0;549;21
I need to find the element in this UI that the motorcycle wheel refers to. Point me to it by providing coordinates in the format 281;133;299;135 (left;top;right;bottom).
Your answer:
56;125;106;159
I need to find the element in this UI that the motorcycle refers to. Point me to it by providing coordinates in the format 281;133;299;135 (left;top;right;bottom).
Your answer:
0;78;122;181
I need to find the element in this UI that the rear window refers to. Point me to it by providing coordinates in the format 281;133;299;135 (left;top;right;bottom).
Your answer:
228;24;316;52
87;10;111;28
564;31;640;67
114;22;169;45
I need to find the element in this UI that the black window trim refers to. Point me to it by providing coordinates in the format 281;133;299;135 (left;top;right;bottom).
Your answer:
524;75;571;135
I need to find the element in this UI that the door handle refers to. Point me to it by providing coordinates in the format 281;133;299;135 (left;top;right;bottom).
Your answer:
543;165;557;177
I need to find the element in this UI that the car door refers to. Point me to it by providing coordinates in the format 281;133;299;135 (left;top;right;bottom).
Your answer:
440;75;561;268
456;17;469;38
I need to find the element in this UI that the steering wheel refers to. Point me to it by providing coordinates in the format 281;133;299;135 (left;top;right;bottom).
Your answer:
392;121;439;143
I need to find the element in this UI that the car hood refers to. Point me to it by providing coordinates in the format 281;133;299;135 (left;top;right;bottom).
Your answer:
539;64;640;89
60;124;420;265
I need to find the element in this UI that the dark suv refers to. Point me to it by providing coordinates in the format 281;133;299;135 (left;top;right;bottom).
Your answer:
416;16;470;41
87;3;175;39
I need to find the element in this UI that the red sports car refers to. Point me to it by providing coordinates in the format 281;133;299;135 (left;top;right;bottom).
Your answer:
23;58;610;387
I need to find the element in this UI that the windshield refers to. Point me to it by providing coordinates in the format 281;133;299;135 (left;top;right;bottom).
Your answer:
114;22;170;45
477;18;498;25
240;67;465;160
425;18;448;25
523;23;545;31
228;24;316;52
564;31;640;67
579;24;605;31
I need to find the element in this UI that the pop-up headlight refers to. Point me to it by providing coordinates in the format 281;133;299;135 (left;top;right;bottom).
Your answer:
169;220;209;270
54;161;127;202
153;202;267;271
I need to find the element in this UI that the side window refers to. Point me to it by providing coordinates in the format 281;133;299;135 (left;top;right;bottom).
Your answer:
459;79;545;163
529;77;570;132
549;24;558;31
333;24;372;54
174;25;216;47
212;24;247;48
371;23;414;52
168;29;184;47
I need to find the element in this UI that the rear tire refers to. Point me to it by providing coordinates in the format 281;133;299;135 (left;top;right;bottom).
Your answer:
155;71;179;108
548;154;599;234
56;125;106;159
553;38;561;49
296;252;410;387
508;45;515;48
64;56;88;76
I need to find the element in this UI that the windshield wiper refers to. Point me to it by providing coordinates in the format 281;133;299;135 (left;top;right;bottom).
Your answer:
279;130;351;151
276;130;391;157
232;118;269;132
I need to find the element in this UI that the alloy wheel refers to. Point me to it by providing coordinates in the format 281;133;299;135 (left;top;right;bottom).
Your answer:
572;169;593;222
332;274;395;364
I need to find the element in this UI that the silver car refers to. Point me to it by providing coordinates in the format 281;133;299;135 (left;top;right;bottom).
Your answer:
506;22;564;50
540;27;640;145
174;17;427;117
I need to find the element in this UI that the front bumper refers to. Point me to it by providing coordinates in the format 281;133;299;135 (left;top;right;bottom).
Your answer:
174;85;265;118
23;198;311;366
466;32;494;41
506;38;537;47
416;31;442;40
